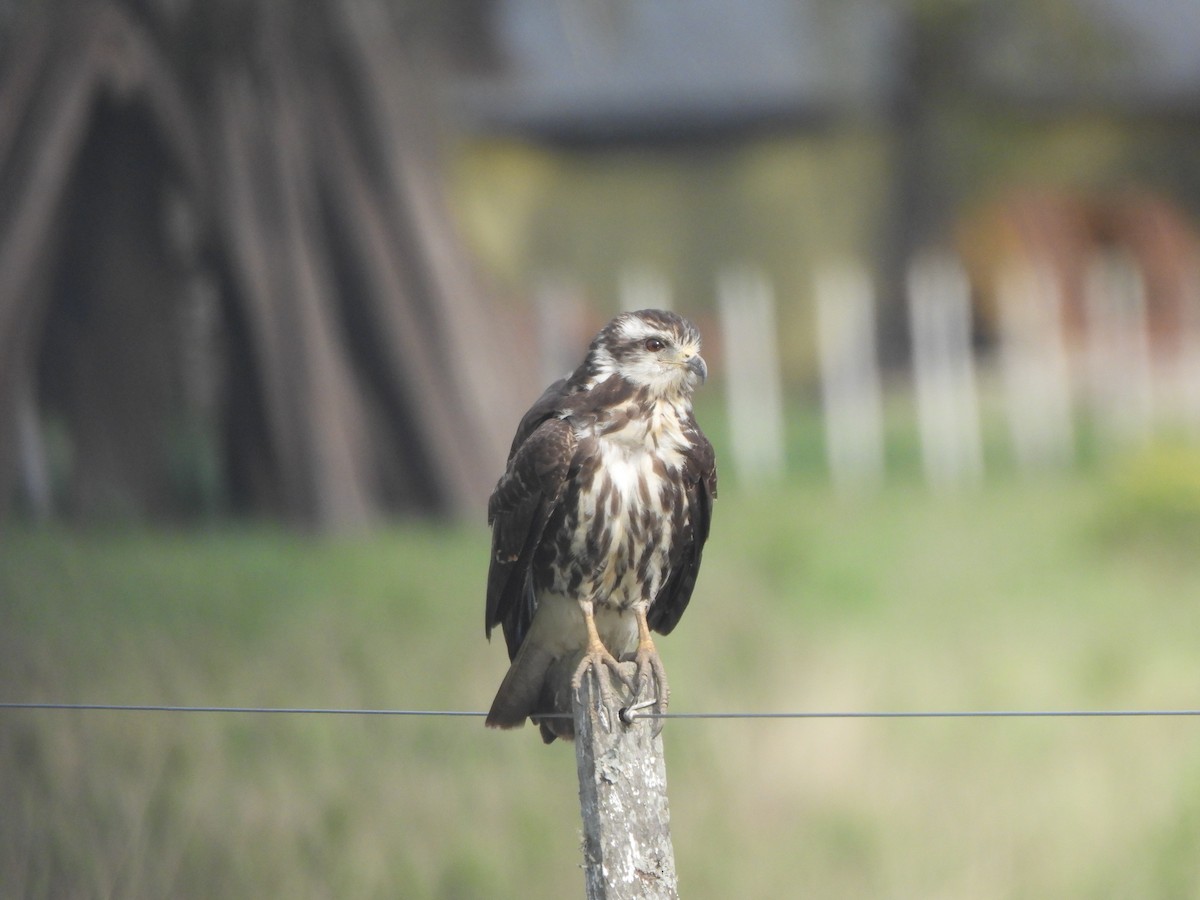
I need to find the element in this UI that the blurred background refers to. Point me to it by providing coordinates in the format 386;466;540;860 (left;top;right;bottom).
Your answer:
3;0;1200;896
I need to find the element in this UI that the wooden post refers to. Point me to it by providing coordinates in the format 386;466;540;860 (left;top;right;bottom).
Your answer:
1083;251;1154;449
716;264;786;484
995;259;1074;471
573;662;679;900
815;261;886;493
14;364;52;521
907;251;984;489
1176;261;1200;439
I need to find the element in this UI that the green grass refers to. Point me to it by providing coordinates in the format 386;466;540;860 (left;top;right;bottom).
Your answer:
3;471;1200;898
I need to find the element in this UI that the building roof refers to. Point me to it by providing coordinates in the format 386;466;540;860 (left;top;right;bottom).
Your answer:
456;0;1200;145
974;0;1200;112
459;0;894;144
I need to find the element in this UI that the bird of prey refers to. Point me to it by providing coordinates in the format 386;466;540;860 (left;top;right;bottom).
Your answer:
485;309;717;742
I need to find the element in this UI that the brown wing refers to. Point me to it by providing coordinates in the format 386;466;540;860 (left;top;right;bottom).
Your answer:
503;377;569;461
485;410;576;661
647;425;717;636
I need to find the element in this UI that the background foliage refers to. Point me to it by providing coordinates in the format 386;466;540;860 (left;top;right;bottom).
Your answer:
5;431;1200;897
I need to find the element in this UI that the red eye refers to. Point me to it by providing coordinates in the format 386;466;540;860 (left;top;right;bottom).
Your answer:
644;337;665;352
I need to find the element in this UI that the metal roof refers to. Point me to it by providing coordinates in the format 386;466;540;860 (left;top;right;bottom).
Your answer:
460;0;895;144
456;0;1200;144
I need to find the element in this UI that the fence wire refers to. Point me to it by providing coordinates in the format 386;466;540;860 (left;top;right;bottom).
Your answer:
2;702;1199;720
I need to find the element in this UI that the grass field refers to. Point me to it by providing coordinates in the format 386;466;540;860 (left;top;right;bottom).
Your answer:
3;458;1200;898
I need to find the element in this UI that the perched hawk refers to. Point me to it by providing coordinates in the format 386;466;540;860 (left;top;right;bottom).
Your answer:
485;309;717;742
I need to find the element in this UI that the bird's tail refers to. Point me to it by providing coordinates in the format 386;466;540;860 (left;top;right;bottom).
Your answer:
485;640;557;730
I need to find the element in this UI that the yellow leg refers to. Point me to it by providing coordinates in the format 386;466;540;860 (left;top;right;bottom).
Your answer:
635;604;656;653
583;599;613;657
571;600;631;730
632;605;670;735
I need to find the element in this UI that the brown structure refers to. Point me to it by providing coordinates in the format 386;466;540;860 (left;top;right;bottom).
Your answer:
960;188;1200;357
0;1;531;529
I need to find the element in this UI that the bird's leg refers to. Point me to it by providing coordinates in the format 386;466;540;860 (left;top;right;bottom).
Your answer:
571;599;630;731
632;604;670;736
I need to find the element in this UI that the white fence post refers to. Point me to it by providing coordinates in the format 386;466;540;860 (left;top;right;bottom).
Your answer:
995;259;1075;471
1083;251;1154;449
1177;261;1200;439
815;262;885;492
15;371;51;520
907;252;984;489
716;264;786;484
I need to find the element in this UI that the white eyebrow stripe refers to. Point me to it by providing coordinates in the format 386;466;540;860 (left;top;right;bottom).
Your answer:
616;316;661;342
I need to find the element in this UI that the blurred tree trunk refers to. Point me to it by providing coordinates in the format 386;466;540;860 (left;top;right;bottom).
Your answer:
0;0;529;530
876;5;964;369
40;99;184;519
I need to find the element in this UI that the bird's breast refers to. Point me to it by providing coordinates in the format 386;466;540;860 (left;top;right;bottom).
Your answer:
547;433;686;610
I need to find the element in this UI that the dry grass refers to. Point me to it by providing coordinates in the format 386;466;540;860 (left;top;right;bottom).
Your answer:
3;471;1200;898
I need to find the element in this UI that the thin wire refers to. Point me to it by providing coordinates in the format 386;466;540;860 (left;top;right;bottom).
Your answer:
2;702;1198;720
633;709;1200;720
0;702;493;717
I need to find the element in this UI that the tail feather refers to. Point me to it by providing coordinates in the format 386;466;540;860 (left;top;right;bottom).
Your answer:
485;641;556;729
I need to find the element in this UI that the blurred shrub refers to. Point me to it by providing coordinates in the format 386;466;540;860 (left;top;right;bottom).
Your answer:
1096;442;1200;545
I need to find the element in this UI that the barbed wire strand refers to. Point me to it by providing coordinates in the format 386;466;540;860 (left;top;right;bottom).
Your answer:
2;702;1199;720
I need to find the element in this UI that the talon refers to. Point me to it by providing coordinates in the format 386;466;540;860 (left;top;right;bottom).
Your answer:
571;599;631;732
633;606;671;737
572;646;626;732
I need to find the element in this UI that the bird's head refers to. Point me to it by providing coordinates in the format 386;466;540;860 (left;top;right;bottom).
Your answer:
583;309;707;399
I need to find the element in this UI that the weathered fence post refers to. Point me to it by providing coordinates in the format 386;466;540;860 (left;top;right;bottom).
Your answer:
995;258;1074;471
907;251;984;489
717;264;786;484
1083;250;1154;448
815;261;885;493
574;662;679;900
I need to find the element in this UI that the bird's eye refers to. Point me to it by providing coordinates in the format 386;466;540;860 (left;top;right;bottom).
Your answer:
644;337;666;352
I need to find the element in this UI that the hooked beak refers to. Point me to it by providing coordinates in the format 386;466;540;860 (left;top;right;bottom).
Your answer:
686;354;708;384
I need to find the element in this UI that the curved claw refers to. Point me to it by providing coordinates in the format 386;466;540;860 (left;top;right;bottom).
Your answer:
632;645;670;737
571;646;629;732
628;605;671;736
